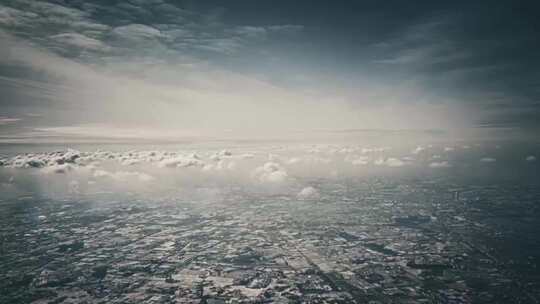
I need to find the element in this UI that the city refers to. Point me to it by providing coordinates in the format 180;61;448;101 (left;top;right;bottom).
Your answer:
1;144;539;303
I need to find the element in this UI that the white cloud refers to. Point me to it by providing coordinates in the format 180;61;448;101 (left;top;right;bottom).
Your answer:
480;157;496;163
112;24;163;41
239;153;255;159
230;24;304;40
203;159;236;172
94;169;155;182
429;161;451;168
525;155;536;162
361;147;387;154
287;157;301;164
351;156;369;165
412;146;425;154
267;25;304;33
157;155;205;168
42;163;74;174
229;26;268;39
49;33;110;52
374;157;408;167
121;158;141;166
211;149;233;160
3;149;81;169
297;186;320;199
71;20;111;32
253;162;288;183
386;158;407;167
192;37;243;54
0;117;21;125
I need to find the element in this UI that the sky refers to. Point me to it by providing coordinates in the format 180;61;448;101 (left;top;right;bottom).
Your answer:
0;0;539;142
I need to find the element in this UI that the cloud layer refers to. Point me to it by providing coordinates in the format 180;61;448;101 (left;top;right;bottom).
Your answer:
0;140;538;205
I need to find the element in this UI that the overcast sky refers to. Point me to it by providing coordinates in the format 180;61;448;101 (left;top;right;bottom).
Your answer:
1;0;539;141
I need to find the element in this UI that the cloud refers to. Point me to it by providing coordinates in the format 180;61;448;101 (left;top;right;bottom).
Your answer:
2;29;396;139
364;10;540;132
267;25;304;33
70;20;111;32
297;186;319;200
371;18;469;66
2;1;534;139
3;149;81;168
351;156;369;166
0;5;38;26
0;0;305;62
480;157;496;163
412;146;425;154
229;24;304;40
287;157;301;164
0;117;21;125
157;155;205;168
49;33;110;52
42;163;75;174
429;161;451;168
3;144;537;202
23;1;87;19
94;170;155;182
361;147;387;154
525;155;536;162
34;125;204;141
374;157;408;167
253;162;288;183
112;24;163;41
190;37;243;54
373;41;470;66
229;26;268;39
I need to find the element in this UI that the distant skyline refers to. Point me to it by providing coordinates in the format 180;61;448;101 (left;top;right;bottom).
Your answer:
1;0;539;142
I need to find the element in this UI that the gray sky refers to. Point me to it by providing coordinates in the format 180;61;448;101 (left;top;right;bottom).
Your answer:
1;0;539;141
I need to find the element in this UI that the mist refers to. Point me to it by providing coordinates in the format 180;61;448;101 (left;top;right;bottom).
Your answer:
1;31;473;143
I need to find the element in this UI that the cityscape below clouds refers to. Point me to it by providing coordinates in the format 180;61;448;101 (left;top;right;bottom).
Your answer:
1;1;540;303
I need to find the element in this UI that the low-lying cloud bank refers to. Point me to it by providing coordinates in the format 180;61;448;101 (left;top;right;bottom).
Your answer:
0;143;537;199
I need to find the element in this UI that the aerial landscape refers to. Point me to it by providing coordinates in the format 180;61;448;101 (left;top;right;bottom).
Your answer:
1;1;540;303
